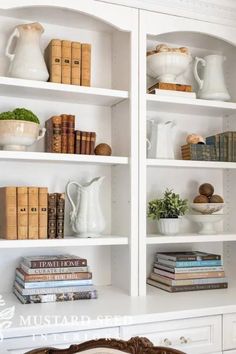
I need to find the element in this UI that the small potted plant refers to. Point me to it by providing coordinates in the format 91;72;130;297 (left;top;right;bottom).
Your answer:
147;189;188;235
0;108;45;151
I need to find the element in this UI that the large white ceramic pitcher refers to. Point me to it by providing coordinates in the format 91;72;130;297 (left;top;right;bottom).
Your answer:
66;177;105;237
194;54;230;101
5;22;49;81
147;120;175;159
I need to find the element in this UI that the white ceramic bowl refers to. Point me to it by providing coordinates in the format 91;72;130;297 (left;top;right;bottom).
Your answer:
0;120;46;151
190;203;225;215
147;52;192;83
188;214;224;234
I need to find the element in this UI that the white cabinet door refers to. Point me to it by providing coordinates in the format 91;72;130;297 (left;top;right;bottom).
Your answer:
1;327;119;353
223;351;236;354
120;316;222;354
223;313;236;350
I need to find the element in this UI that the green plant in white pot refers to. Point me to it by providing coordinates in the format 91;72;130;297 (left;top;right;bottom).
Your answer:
0;108;45;151
147;189;188;235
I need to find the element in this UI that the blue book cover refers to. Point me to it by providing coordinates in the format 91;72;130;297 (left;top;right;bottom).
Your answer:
175;260;222;268
15;276;93;289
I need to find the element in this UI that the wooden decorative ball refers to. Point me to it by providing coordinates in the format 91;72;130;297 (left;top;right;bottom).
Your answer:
199;183;214;197
193;195;209;203
209;195;224;203
94;143;112;156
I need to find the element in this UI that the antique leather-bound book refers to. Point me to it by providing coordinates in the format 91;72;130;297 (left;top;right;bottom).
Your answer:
45;116;62;153
48;193;57;239
61;114;68;153
90;132;96;154
17;187;28;240
44;39;62;83
75;130;81;154
81;43;91;86
56;193;65;239
67;115;75;154
0;187;17;240
85;132;91;154
80;131;87;154
61;40;72;84
38;187;48;239
28;187;38;240
71;42;81;85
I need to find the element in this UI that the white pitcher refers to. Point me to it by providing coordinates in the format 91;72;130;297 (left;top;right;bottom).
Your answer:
66;177;105;237
5;22;49;81
194;54;230;101
147;120;175;159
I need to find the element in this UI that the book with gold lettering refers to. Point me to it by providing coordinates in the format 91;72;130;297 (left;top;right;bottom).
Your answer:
71;42;81;85
44;39;62;83
0;187;17;240
45;116;62;153
38;187;48;239
17;187;28;240
61;40;72;84
28;187;38;240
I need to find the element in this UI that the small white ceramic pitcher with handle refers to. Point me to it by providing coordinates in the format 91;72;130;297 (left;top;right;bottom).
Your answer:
147;120;175;159
5;22;49;81
66;176;106;237
194;54;230;101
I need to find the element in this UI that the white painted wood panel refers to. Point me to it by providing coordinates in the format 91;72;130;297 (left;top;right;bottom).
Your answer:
223;314;236;350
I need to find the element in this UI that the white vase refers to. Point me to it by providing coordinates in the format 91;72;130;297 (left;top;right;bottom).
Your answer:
5;22;49;81
66;177;106;238
157;218;180;235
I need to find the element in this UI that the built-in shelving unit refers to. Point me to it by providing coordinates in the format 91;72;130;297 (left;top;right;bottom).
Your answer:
146;234;236;244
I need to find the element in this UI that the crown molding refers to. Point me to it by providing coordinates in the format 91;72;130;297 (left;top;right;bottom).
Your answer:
96;0;236;27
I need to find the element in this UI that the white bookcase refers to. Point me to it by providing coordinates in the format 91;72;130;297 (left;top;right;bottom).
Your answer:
138;9;236;307
0;0;139;301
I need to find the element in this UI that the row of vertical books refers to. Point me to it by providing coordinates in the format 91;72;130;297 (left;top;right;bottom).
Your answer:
45;115;96;154
206;131;236;162
13;255;97;304
45;39;91;86
0;187;65;240
147;251;228;293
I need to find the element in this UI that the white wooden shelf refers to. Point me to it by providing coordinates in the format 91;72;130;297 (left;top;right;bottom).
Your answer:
147;158;236;169
0;151;128;165
0;77;129;106
146;94;236;116
0;236;128;248
146;233;236;244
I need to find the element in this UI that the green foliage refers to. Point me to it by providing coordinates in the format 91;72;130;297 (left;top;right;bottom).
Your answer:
147;189;188;220
0;108;40;124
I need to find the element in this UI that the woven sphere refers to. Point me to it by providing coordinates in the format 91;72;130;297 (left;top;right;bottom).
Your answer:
94;143;112;156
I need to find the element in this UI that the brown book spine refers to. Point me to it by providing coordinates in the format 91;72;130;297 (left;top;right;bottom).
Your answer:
148;82;192;93
71;42;81;85
80;131;87;154
81;43;91;87
28;187;38;240
90;132;96;155
75;130;81;154
38;187;48;239
85;132;91;155
45;116;62;153
67;115;75;154
61;114;68;153
56;193;65;239
17;187;28;240
0;187;17;240
61;40;71;84
48;193;57;239
16;268;92;282
44;39;62;83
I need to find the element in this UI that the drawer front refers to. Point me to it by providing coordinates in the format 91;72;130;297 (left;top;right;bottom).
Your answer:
120;315;221;354
223;313;236;350
1;327;119;353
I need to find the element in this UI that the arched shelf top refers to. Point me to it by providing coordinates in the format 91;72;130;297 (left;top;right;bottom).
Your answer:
0;0;137;33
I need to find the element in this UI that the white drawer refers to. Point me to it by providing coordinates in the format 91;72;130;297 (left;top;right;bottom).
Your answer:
0;326;119;353
223;313;236;350
120;315;222;354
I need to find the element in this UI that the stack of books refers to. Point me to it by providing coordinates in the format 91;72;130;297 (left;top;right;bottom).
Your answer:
147;251;228;293
148;82;196;99
45;115;96;155
0;186;48;240
45;39;91;86
13;255;97;304
206;131;236;162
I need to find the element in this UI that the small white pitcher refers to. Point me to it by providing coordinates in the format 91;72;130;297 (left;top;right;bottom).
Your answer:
147;120;175;159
